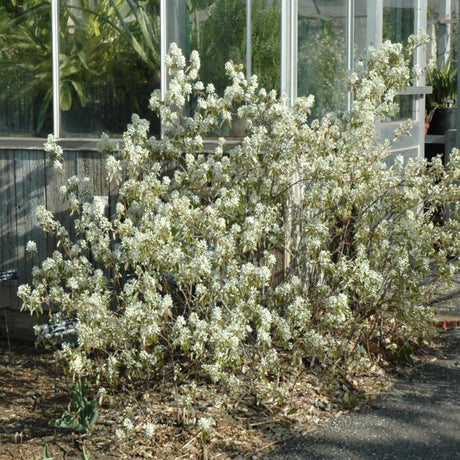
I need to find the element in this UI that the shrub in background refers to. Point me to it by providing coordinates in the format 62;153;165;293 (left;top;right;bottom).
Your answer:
19;39;460;400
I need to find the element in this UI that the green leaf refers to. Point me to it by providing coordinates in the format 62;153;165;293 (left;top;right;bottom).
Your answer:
37;88;52;133
71;81;88;107
60;82;72;111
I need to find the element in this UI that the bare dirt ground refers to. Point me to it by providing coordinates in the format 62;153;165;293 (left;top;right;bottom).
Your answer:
0;336;403;460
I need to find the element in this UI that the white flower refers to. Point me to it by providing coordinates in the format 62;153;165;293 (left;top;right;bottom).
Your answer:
26;241;37;253
197;417;215;433
68;353;85;375
122;417;134;432
144;422;156;438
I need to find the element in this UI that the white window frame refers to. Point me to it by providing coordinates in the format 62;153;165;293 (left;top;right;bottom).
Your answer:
0;0;428;153
281;0;297;106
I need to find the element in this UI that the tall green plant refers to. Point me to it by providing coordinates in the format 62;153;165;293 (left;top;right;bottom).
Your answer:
426;57;457;108
0;0;160;135
51;379;99;433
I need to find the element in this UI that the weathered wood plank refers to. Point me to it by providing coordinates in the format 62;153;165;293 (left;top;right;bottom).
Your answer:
14;150;29;283
29;152;47;270
0;281;18;309
77;151;108;197
45;152;78;253
14;151;47;284
0;148;108;339
0;151;17;272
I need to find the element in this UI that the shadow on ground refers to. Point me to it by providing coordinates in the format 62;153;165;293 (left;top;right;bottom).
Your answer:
267;329;460;460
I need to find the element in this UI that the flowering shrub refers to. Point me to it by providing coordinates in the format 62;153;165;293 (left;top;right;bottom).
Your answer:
19;40;460;399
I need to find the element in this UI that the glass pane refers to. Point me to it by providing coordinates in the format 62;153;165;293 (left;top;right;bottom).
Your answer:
427;0;458;68
355;0;416;72
188;0;247;95
386;94;416;121
354;0;368;63
383;0;415;45
0;0;53;136
383;0;415;119
298;0;347;118
185;0;280;95
184;0;280;136
60;0;161;137
354;0;417;120
251;0;281;94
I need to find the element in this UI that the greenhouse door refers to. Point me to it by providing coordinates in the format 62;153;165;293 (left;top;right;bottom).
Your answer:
360;0;429;162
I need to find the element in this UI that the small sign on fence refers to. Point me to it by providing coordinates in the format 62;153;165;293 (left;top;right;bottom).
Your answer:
0;270;17;282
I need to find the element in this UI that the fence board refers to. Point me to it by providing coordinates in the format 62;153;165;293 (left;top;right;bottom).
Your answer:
0;148;106;340
29;152;47;270
13;150;28;283
77;151;108;196
0;151;17;272
45;153;78;252
14;151;47;282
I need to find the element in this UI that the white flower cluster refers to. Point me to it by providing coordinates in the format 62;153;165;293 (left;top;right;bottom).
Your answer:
44;134;64;172
197;417;215;434
19;40;460;404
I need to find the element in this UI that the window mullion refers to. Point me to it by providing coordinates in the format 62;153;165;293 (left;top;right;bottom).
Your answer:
246;0;252;81
346;0;355;111
281;0;297;106
52;0;60;137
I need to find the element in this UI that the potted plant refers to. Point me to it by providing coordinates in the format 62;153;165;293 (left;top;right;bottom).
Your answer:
426;57;457;134
425;106;436;135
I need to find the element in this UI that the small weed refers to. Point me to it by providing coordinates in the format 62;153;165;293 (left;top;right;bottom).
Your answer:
80;446;93;460
34;444;53;460
51;379;98;433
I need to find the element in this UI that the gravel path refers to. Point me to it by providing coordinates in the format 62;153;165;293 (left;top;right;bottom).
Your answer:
267;328;460;460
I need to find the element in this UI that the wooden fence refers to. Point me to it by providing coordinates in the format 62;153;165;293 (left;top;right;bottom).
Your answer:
0;148;109;340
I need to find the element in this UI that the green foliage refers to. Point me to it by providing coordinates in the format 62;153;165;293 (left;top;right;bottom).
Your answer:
427;57;458;108
80;447;93;460
20;39;460;406
51;379;99;434
189;0;280;93
0;0;160;135
0;0;53;134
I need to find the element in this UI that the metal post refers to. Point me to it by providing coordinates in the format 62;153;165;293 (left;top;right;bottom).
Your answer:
160;0;167;102
346;0;355;111
439;0;452;67
281;0;297;105
281;0;288;98
416;0;427;160
457;0;460;148
246;0;252;81
291;0;297;102
51;0;60;137
160;0;167;140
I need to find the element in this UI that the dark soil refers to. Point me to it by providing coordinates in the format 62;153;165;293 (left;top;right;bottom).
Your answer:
0;340;89;459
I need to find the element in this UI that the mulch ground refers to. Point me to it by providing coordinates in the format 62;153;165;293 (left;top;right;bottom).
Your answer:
0;337;403;460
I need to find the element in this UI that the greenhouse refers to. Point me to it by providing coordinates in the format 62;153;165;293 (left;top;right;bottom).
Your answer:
0;1;458;336
0;2;435;145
